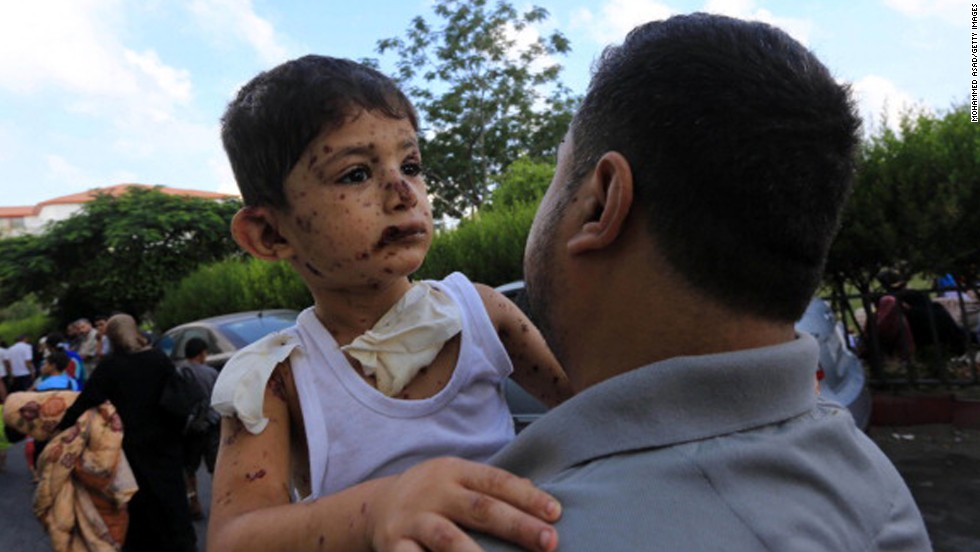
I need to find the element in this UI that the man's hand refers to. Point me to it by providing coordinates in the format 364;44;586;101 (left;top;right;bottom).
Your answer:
368;457;561;552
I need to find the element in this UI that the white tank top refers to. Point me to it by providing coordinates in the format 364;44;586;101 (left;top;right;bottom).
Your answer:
287;272;515;497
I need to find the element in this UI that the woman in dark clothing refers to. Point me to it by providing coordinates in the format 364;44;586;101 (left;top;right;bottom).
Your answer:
58;314;196;552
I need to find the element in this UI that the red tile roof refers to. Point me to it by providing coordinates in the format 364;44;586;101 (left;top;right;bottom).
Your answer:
0;206;35;218
36;184;236;207
0;184;238;218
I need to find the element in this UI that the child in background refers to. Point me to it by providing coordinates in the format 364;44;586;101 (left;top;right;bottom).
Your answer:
208;55;569;552
35;351;79;392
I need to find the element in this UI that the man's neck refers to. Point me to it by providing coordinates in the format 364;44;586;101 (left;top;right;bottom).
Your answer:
560;262;795;392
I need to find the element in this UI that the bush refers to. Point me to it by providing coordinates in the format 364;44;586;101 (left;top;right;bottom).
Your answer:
0;312;52;345
416;201;538;286
154;258;311;331
0;296;53;344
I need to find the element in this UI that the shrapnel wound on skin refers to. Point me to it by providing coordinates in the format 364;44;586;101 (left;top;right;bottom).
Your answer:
305;262;324;277
245;469;267;482
268;369;288;402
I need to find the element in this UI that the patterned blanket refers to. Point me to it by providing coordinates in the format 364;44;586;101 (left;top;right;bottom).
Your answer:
3;391;138;552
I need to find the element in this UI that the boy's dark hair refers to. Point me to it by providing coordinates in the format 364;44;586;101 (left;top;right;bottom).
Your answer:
566;13;860;322
184;337;209;360
47;351;70;372
46;332;65;346
221;55;418;210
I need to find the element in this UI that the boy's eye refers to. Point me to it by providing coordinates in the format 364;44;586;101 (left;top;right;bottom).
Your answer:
338;167;370;184
401;162;423;177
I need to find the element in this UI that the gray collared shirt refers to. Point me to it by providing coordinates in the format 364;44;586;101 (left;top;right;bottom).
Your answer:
476;334;931;551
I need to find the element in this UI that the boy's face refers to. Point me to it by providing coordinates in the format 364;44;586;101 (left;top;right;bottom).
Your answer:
277;110;433;289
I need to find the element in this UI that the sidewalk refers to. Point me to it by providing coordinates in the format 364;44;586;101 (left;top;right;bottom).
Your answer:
868;391;980;552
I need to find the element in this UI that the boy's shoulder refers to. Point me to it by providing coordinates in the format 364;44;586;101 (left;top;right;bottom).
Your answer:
212;329;302;434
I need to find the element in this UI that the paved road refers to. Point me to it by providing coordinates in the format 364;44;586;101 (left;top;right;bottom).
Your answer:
868;424;980;552
2;426;979;551
0;440;211;551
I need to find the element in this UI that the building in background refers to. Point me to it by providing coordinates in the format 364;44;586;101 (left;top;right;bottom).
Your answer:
0;184;237;238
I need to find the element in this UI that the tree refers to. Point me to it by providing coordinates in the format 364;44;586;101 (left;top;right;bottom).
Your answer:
485;156;554;211
0;187;242;326
826;103;980;297
374;0;577;218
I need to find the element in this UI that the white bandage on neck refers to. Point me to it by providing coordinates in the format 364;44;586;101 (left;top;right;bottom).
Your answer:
341;282;462;397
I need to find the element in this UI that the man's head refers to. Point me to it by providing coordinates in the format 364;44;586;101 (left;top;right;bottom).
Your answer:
221;55;418;211
46;332;66;351
526;14;859;342
44;351;70;375
74;318;93;334
184;337;209;362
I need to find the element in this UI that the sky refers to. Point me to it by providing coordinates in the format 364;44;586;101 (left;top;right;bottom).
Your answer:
0;0;968;207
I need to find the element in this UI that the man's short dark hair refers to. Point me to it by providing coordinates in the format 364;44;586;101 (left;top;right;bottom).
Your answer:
568;13;860;322
47;351;70;372
221;55;418;210
184;337;209;360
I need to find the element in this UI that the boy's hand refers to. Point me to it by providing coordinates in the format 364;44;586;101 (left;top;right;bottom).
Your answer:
368;457;560;552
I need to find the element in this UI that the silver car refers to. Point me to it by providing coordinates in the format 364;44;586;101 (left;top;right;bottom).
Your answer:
156;309;299;369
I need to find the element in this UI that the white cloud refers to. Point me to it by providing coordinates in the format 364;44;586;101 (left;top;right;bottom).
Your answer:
851;75;925;135
571;0;675;45
46;154;97;186
124;49;192;103
702;0;813;45
0;1;192;117
188;0;289;65
572;0;811;47
0;0;128;95
883;0;963;26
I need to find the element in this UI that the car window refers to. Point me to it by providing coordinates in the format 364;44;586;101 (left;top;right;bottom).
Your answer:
156;333;177;358
173;327;219;360
219;312;298;347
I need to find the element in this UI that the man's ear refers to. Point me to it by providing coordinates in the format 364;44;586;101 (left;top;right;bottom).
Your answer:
567;151;634;255
230;207;295;261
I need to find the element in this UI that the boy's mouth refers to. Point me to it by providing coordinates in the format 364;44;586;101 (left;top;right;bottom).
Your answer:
377;223;427;248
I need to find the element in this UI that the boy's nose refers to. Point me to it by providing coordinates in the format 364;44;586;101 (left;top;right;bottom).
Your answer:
385;178;418;211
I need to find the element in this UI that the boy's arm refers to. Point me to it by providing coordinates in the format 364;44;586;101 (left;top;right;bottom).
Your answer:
207;361;561;552
477;284;572;407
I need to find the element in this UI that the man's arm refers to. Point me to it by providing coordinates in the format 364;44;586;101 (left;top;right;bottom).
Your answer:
477;285;572;407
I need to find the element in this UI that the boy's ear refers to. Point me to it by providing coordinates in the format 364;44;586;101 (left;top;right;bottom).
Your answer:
230;207;295;261
566;151;635;255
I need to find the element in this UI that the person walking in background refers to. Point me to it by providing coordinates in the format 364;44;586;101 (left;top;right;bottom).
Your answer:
6;334;36;393
179;337;220;520
57;314;196;552
44;332;86;389
73;318;100;370
34;351;79;392
93;314;111;367
28;350;79;469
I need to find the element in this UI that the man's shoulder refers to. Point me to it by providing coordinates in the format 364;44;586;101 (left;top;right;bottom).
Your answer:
484;409;928;551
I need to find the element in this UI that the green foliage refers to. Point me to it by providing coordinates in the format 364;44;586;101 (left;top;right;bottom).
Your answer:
0;296;52;345
0;187;242;326
486;157;554;211
416;201;538;286
375;0;577;218
154;257;311;331
826;103;980;294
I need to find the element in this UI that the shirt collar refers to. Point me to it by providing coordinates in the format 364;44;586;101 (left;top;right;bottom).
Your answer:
492;333;820;478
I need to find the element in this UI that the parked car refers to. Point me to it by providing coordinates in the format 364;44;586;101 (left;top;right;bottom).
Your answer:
155;309;299;369
495;281;872;431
